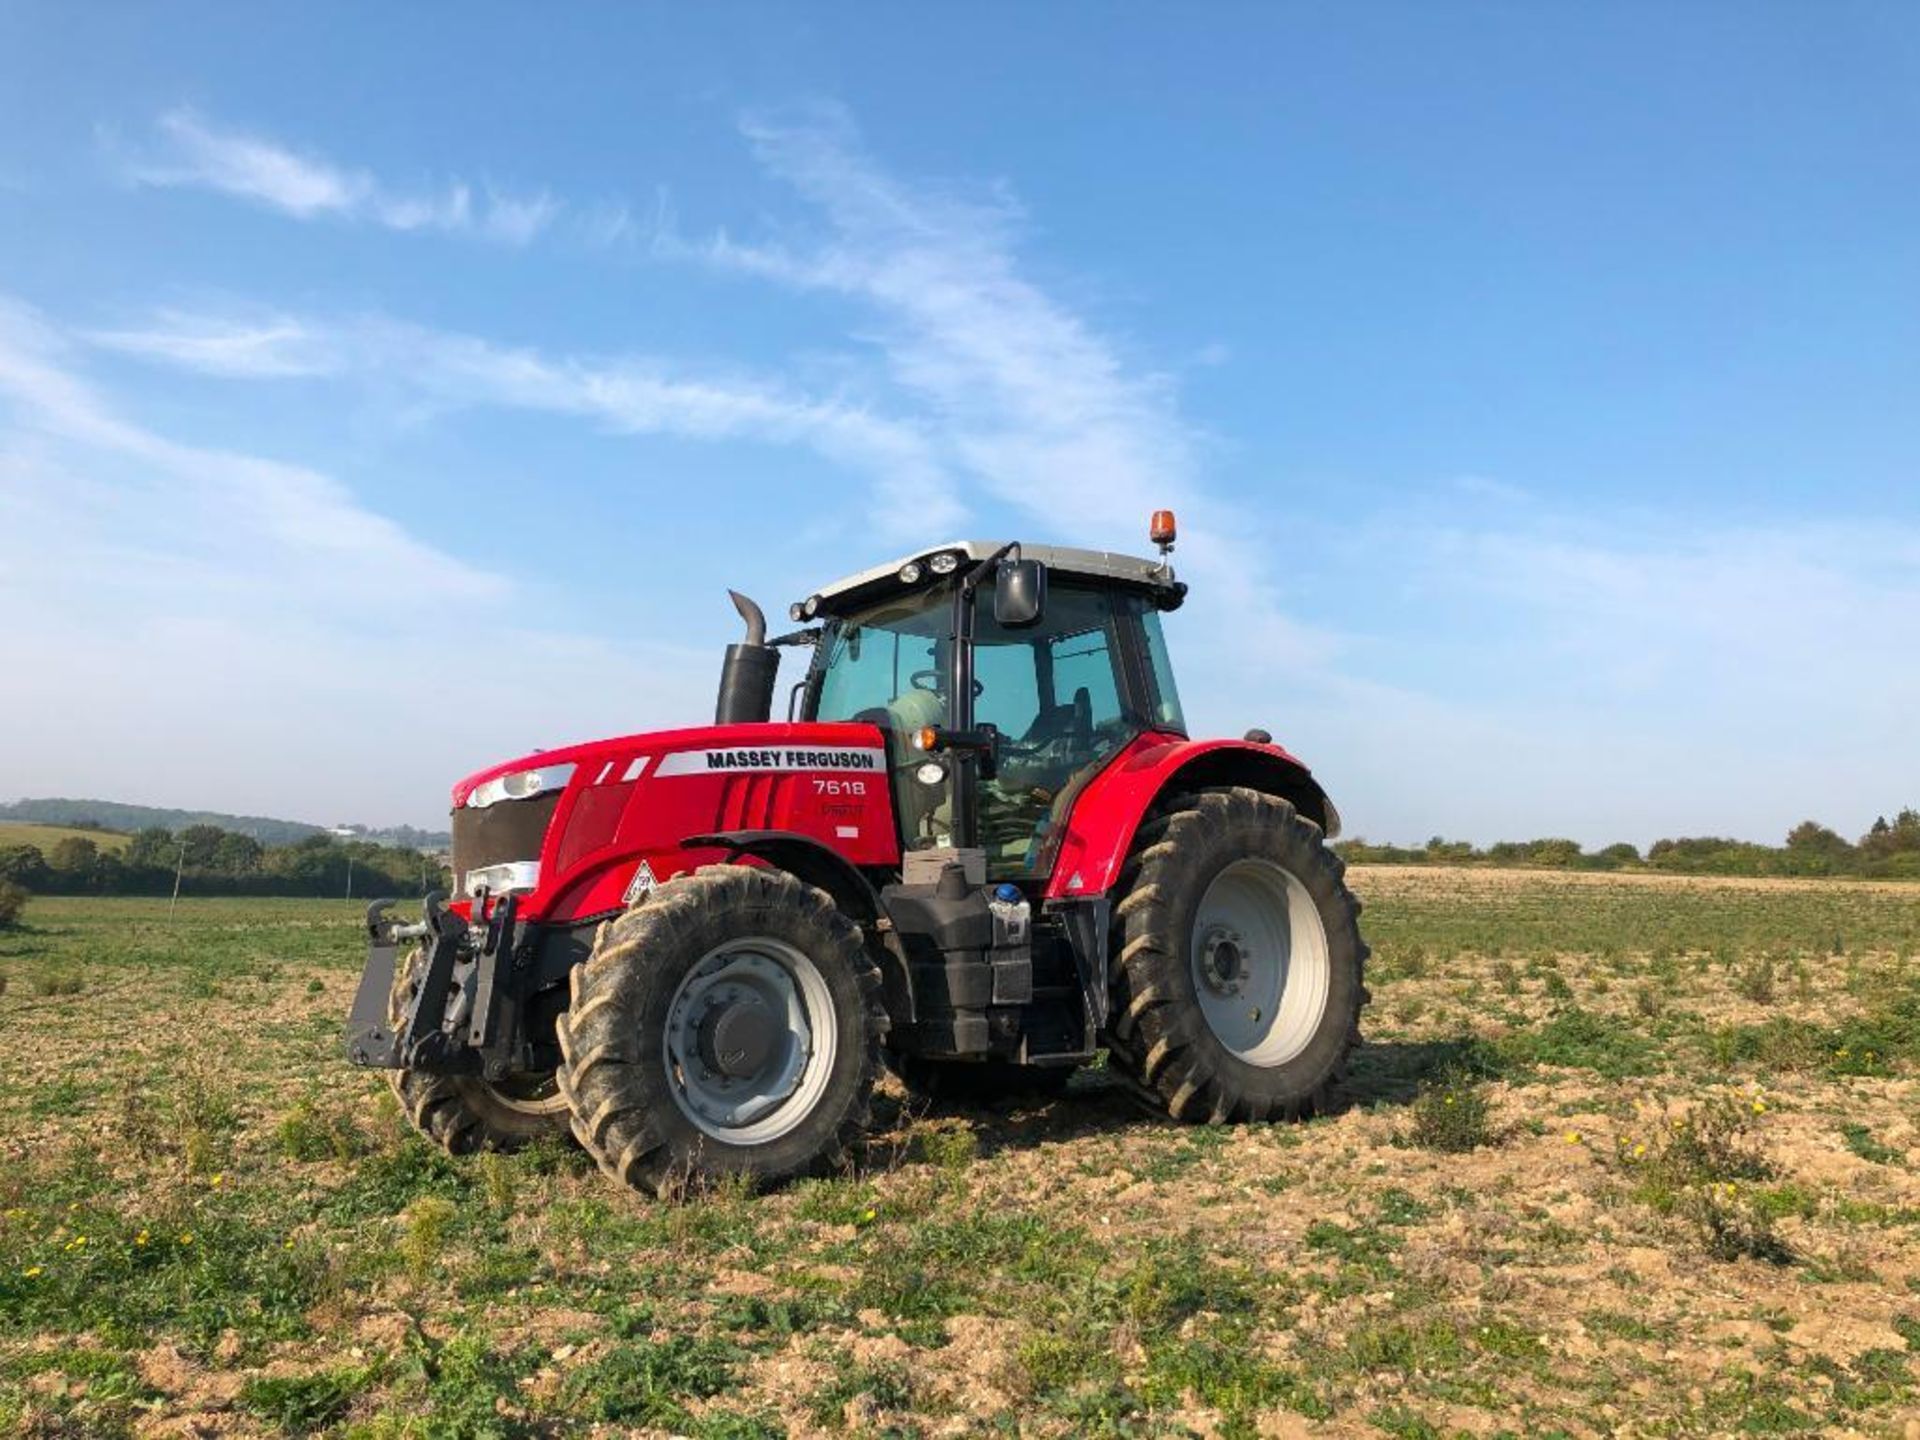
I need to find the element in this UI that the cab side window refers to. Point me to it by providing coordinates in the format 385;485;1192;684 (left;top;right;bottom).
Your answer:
970;636;1041;744
1048;626;1123;735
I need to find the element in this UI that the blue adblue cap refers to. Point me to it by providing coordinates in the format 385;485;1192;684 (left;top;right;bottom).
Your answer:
993;882;1023;904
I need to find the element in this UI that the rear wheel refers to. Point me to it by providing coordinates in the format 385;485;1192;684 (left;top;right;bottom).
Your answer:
387;948;571;1154
556;866;885;1196
1108;787;1367;1122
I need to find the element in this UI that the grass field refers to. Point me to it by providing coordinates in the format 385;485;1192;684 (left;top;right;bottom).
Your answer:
2;870;1919;1437
0;821;129;853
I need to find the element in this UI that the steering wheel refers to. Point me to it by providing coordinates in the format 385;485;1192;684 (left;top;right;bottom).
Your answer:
910;669;984;698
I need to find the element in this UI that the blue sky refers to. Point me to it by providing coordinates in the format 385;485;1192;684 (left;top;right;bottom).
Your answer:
1;3;1915;844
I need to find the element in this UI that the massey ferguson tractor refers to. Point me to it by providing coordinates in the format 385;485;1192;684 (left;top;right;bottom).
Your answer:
346;514;1367;1195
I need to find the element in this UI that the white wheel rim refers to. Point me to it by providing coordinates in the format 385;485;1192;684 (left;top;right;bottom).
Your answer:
463;1073;570;1118
663;938;838;1144
1189;857;1331;1066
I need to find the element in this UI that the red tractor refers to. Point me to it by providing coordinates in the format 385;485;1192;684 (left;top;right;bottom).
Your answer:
347;514;1367;1195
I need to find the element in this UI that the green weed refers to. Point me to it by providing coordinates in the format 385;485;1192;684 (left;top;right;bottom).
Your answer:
1841;1124;1901;1166
240;1362;380;1430
1405;1072;1498;1152
278;1096;367;1162
561;1335;743;1428
400;1196;457;1284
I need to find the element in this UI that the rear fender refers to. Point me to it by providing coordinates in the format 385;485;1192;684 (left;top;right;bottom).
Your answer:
1043;735;1334;900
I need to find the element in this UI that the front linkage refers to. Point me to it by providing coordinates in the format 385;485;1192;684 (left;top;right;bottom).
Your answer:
346;893;551;1081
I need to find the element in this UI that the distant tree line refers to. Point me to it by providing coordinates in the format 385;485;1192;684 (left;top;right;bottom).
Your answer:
0;798;450;849
0;825;452;900
1337;809;1920;879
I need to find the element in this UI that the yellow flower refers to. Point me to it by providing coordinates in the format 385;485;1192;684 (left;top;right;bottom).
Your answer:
178;1232;194;1246
1632;1143;1646;1159
135;1230;149;1247
22;1266;41;1279
64;1236;87;1252
210;1174;225;1188
1565;1131;1582;1144
1752;1100;1767;1114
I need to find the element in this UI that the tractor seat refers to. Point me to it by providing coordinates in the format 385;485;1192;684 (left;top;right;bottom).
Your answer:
1016;686;1093;752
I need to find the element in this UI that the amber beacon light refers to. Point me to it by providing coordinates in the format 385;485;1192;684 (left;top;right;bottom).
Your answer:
1150;509;1178;553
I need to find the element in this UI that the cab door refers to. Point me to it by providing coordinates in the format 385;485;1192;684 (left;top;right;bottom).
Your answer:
971;583;1138;878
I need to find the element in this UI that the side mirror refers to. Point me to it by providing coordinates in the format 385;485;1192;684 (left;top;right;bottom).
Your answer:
993;558;1047;628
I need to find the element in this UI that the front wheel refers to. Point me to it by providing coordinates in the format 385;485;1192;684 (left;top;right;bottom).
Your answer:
556;865;885;1196
387;948;572;1153
1108;787;1367;1122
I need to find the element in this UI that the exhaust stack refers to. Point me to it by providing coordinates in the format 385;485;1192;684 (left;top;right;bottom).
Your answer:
715;590;779;725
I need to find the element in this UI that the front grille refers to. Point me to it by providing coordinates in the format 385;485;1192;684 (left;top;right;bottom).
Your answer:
450;793;562;883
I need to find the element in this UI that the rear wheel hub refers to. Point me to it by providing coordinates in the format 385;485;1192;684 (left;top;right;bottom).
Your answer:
1199;927;1249;996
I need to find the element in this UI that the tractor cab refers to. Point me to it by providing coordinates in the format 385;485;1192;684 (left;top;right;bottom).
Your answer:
795;539;1189;878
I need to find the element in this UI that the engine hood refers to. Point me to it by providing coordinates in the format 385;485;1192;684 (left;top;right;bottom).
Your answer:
449;721;887;810
448;719;901;925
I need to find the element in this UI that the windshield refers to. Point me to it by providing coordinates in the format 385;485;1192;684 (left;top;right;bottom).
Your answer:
809;582;956;725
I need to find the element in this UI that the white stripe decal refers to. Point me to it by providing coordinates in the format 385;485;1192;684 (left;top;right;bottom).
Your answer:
655;746;886;778
835;825;860;839
621;756;649;782
593;760;615;785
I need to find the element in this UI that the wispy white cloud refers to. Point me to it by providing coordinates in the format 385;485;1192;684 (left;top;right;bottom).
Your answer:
0;295;726;824
120;109;559;244
1418;518;1920;704
0;297;494;601
122;109;363;216
477;189;563;246
1284;508;1920;846
696;107;1192;539
85;308;339;378
78;304;965;538
686;105;1334;668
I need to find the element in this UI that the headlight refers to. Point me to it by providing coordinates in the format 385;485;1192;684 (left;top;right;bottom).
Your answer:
897;560;924;584
466;762;575;810
928;551;960;575
465;861;540;897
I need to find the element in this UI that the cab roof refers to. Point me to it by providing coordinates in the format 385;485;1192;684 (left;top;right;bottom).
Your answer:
802;540;1173;616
